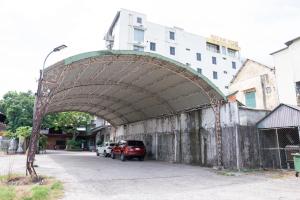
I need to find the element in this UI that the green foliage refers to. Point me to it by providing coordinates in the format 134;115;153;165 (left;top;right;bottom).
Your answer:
16;126;32;138
21;197;32;200
0;186;15;200
41;113;60;130
50;181;63;190
66;139;81;150
0;176;63;200
39;135;47;150
31;186;49;200
0;91;92;137
0;91;34;132
43;112;92;139
2;130;17;139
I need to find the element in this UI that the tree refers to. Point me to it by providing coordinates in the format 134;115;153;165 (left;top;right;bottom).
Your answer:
0;91;34;132
16;126;32;138
2;130;17;139
43;112;92;139
15;126;32;153
0;91;92;138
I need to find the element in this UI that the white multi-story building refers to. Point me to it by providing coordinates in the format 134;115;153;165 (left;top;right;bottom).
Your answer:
271;36;300;106
104;9;242;94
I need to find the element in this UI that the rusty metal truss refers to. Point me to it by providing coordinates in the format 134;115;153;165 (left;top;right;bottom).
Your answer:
27;51;226;176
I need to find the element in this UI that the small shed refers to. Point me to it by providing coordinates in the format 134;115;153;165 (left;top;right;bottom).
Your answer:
257;104;300;169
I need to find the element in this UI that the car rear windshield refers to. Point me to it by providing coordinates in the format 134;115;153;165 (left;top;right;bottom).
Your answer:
109;143;116;146
127;141;144;147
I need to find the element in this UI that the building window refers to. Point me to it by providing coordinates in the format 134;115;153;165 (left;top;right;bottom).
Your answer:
186;48;190;51
134;28;144;43
213;71;218;79
197;68;202;74
221;46;226;55
170;46;175;55
196;53;201;61
137;17;142;24
206;42;220;53
223;70;227;74
245;91;256;108
150;42;156;51
169;31;175;40
212;56;217;65
232;61;236;69
225;86;229;89
133;45;144;51
228;48;237;57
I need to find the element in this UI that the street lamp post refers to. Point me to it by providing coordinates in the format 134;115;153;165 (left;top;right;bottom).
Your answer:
41;45;67;79
26;45;67;177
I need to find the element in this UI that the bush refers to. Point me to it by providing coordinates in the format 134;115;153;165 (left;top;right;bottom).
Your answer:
66;139;81;150
39;135;47;150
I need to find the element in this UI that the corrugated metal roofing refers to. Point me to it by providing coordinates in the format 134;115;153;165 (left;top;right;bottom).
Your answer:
257;104;300;129
42;50;225;126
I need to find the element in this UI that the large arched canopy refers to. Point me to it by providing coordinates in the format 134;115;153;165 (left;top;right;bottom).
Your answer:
43;50;225;126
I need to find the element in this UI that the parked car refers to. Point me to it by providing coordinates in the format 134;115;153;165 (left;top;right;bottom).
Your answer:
111;140;146;161
96;142;116;157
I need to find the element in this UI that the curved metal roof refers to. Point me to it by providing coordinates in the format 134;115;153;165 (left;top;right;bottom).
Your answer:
43;50;225;126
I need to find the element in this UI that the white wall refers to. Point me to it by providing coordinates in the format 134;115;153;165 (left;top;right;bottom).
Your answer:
272;39;300;105
107;9;242;94
229;60;279;110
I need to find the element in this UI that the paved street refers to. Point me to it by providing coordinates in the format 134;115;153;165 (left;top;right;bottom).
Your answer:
0;151;299;200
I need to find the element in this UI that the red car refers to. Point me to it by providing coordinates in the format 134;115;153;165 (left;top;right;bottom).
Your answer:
111;140;146;161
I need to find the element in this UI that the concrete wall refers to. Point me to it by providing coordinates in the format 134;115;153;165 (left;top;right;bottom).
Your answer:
95;126;113;145
112;102;268;169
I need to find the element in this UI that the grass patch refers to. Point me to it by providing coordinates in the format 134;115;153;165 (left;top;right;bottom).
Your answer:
31;186;50;200
0;175;63;200
0;186;15;200
216;171;236;176
50;182;63;191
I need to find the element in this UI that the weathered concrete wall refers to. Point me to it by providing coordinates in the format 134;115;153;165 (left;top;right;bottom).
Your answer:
236;107;269;168
95;126;113;145
239;107;269;126
113;102;268;169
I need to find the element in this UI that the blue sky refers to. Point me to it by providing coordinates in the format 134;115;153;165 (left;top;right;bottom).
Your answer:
0;0;299;98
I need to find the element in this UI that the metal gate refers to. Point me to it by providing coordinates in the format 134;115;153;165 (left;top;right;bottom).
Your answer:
258;127;300;169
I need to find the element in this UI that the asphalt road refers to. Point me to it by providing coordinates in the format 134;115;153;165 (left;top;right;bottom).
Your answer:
0;151;299;200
